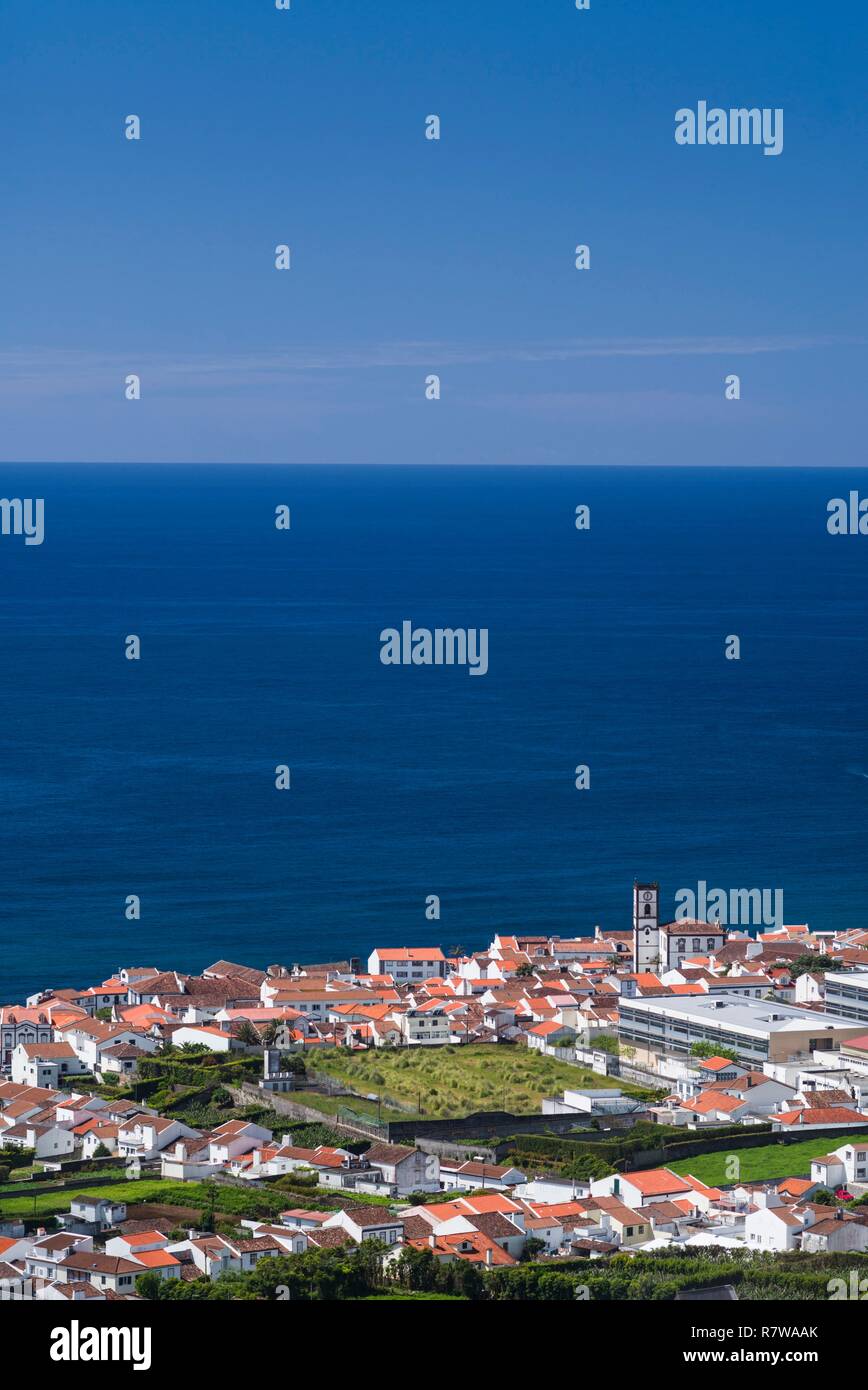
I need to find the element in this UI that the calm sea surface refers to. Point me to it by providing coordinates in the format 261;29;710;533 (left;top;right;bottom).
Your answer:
1;465;866;999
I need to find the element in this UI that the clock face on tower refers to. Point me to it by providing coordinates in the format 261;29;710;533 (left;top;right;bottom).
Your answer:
643;892;652;902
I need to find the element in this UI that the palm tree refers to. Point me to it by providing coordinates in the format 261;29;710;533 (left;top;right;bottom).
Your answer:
231;1019;262;1047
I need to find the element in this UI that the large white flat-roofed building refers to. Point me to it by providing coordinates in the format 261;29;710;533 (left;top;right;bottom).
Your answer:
824;972;868;1027
619;995;867;1068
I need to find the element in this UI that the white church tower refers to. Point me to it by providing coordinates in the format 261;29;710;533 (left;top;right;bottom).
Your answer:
633;881;660;972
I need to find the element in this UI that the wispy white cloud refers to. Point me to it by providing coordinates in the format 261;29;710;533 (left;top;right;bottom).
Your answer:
478;388;775;423
0;333;860;399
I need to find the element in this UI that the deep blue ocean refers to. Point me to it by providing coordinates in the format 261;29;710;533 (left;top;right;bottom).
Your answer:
1;465;866;1000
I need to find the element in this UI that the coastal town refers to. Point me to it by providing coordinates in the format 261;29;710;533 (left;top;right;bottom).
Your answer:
5;882;868;1302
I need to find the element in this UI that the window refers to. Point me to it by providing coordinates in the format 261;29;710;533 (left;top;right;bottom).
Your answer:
692;938;700;952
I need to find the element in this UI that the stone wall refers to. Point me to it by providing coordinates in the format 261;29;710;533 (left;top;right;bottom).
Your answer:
382;1110;600;1145
227;1083;386;1139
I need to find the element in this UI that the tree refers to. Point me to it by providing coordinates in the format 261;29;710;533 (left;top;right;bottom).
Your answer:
789;953;846;980
231;1020;262;1047
444;1260;485;1300
690;1041;739;1063
394;1245;438;1292
135;1271;163;1300
520;1237;547;1262
200;1180;218;1232
280;1052;306;1075
260;1020;282;1048
811;1188;849;1208
92;1142;111;1158
562;1153;612;1182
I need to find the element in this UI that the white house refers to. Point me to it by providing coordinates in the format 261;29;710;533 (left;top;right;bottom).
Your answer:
527;1021;578;1056
770;1105;868;1133
166;1235;239;1280
56;1251;142;1294
361;1143;440;1195
679;1072;795;1124
238;1220;310;1255
514;1176;591;1204
206;1118;273;1166
104;1231;181;1281
323;1205;404;1245
744;1202;810;1252
367;948;447;983
24;1232;93;1282
80;1123;120;1158
57;1019;159;1072
166;1232;285;1277
52;1095;109;1126
117;1115;201;1161
40;1282;107;1303
11;1043;88;1089
438;1158;525;1192
0;1121;75;1159
395;1004;449;1046
56;1195;127;1235
169;1025;244;1053
97;1043;148;1080
430;1211;527;1261
800;1210;868;1253
700;1072;795;1116
811;1140;868;1191
589;1167;696;1210
795;972;826;1006
160;1135;219;1181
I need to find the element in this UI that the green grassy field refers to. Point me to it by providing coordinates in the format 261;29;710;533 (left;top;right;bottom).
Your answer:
311;1043;658;1117
0;1177;293;1222
0;1178;174;1220
666;1132;868;1187
289;1090;409;1123
0;1166;121;1197
0;1171;406;1223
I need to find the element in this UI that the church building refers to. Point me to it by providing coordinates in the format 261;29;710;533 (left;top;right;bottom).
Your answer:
632;882;727;972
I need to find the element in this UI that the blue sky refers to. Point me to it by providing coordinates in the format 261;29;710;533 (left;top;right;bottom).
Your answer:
1;0;865;463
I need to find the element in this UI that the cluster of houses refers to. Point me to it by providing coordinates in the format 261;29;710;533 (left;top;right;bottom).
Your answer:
7;909;868;1158
7;907;868;1167
6;888;868;1297
7;1129;868;1301
7;916;868;1082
